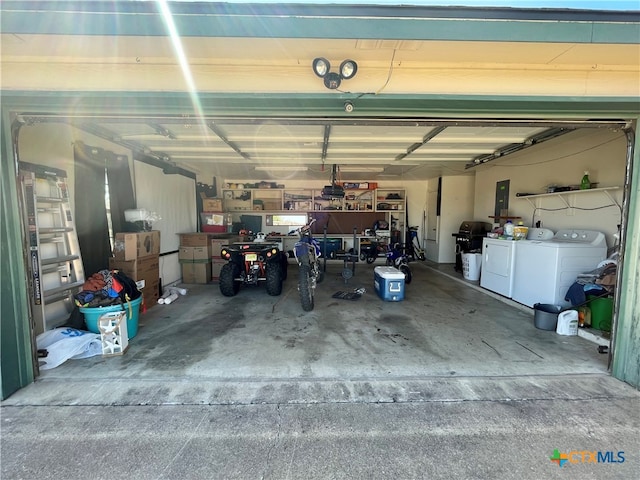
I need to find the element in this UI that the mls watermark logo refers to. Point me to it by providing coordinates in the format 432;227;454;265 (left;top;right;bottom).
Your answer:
550;449;625;467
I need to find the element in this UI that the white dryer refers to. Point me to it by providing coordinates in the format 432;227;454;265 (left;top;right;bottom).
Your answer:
480;228;553;298
511;229;607;308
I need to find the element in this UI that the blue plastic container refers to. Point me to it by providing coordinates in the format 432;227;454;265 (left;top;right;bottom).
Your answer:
80;296;142;339
318;238;342;258
374;266;405;301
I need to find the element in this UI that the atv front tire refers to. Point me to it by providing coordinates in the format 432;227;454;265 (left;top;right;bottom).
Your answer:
219;263;241;296
279;253;289;281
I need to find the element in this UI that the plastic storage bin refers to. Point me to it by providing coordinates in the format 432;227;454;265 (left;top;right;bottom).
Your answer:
317;238;342;258
80;296;143;339
462;253;482;281
374;266;405;301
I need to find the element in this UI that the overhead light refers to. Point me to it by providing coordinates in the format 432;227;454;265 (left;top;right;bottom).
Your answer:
339;60;358;80
339;167;384;173
255;166;308;172
312;57;358;90
312;57;330;77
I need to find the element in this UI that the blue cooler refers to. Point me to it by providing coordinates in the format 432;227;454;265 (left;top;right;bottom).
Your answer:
374;266;405;301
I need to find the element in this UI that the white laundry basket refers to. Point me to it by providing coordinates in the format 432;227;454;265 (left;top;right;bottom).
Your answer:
462;253;482;281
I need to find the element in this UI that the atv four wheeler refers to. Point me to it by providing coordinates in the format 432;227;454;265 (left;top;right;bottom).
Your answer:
219;239;288;297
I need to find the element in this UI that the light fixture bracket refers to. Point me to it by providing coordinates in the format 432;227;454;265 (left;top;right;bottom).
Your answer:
324;72;341;90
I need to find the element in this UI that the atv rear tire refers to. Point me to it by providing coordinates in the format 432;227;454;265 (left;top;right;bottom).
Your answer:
298;261;314;311
219;263;240;296
266;264;283;296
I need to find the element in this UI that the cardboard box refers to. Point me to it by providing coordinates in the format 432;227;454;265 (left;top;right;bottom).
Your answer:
262;200;282;211
109;255;159;282
181;261;212;284
178;245;212;261
180;232;231;247
211;259;227;282
201;212;225;226
202;198;223;212
211;238;236;259
110;255;160;305
142;279;160;309
113;231;160;260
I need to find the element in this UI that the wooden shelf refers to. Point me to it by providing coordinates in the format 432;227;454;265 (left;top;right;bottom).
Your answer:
516;186;621;209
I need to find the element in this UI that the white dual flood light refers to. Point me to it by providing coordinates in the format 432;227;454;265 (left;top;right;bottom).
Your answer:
312;58;358;90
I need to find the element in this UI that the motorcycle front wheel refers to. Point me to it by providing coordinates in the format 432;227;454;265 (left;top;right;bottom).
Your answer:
399;264;412;285
298;261;315;311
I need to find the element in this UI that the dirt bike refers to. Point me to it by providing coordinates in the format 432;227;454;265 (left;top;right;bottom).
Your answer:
293;219;324;311
359;237;385;264
385;242;412;284
219;234;288;297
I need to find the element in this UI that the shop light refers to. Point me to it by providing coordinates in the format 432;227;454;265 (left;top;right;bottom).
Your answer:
312;57;358;90
255;166;308;172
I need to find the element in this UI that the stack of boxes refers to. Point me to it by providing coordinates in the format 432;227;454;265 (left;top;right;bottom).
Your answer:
210;238;232;282
201;198;226;233
179;233;213;283
178;233;238;283
109;231;161;308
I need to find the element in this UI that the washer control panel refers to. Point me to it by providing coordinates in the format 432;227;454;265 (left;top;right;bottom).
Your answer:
553;229;605;245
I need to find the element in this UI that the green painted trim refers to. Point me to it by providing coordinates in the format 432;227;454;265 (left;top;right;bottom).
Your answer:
0;115;35;400
612;125;640;388
2;91;639;119
1;2;638;43
1;88;639;391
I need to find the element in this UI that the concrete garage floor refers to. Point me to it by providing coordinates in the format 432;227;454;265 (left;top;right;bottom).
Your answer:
4;261;611;404
3;261;639;479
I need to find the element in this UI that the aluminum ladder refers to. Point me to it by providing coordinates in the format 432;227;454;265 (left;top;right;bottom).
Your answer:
19;161;85;334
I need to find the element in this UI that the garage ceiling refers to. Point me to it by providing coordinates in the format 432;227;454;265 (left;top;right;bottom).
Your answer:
39;115;577;182
3;2;639;182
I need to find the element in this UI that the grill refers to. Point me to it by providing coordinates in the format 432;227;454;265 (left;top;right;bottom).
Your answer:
452;221;492;272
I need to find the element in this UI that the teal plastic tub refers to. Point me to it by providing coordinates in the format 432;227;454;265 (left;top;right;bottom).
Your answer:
80;296;142;339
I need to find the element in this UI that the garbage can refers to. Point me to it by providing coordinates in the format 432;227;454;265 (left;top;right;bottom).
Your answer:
588;295;613;332
462;253;482;281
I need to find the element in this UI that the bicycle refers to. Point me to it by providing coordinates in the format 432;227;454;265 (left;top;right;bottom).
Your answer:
407;226;426;261
385;242;412;284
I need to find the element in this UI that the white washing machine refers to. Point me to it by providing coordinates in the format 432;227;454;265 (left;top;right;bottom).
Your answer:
480;228;554;298
511;229;607;308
